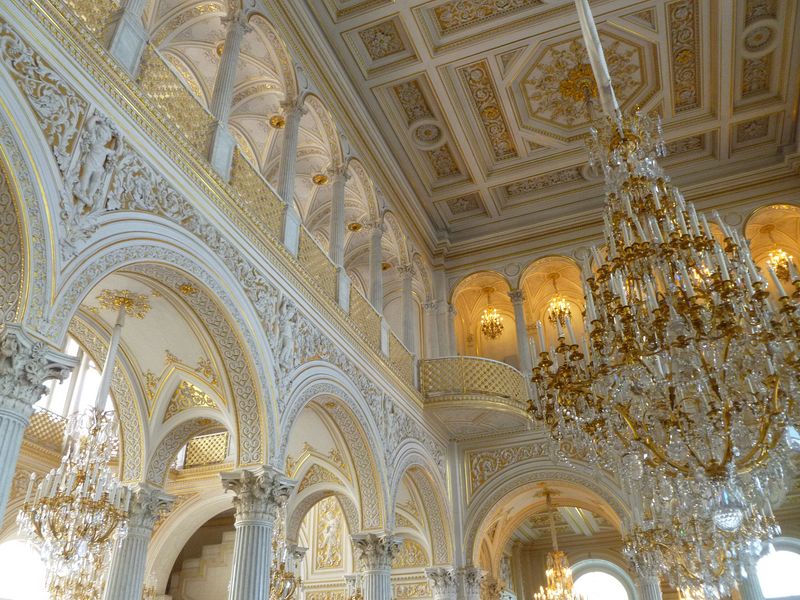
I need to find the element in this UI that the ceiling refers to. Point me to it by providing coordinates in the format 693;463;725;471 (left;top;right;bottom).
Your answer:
295;0;800;252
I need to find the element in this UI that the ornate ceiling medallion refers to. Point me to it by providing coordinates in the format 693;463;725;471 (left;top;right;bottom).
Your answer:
269;114;286;129
96;289;151;319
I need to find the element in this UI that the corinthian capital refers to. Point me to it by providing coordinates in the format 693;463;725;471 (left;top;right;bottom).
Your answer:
127;483;175;534
459;567;485;592
0;325;77;418
351;533;401;571
221;466;296;524
507;289;525;304
426;567;457;596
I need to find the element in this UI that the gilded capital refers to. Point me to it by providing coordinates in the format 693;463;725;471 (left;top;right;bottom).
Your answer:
221;466;296;524
459;567;485;592
507;289;525;304
0;325;77;419
351;532;401;571
425;567;457;596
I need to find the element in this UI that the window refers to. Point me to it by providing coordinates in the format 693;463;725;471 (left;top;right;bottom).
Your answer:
36;336;112;417
757;550;800;599
0;540;48;600
573;571;629;600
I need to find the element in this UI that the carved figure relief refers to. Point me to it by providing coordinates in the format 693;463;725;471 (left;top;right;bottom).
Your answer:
315;496;343;569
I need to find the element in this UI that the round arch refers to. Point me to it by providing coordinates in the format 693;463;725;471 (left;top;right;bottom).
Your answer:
279;362;388;532
572;558;639;600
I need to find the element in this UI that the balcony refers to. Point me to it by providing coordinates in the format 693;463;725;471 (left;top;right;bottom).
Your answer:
419;357;531;438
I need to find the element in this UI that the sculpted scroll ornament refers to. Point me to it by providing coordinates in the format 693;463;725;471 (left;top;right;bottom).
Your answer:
352;533;401;571
126;484;175;535
222;467;296;523
0;164;22;324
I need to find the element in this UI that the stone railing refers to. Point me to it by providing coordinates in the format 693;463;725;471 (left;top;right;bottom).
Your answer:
419;356;529;409
350;286;382;350
24;408;67;453
183;432;230;468
34;0;420;394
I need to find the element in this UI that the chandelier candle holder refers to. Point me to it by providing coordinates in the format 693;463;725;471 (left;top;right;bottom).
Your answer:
547;274;572;327
481;287;504;339
533;490;581;600
18;409;130;600
528;0;800;597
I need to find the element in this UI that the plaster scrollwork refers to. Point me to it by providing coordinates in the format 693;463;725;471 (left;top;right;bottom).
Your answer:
408;469;450;565
0;17;443;486
0;21;86;175
0;163;23;324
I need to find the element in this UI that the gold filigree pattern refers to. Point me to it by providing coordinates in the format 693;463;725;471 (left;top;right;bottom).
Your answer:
467;444;548;492
667;0;701;112
229;149;285;238
743;56;771;97
297;464;343;493
349;287;382;351
420;356;528;408
393;583;432;599
183;431;229;467
163;381;217;422
63;0;119;38
395;513;415;529
358;20;404;60
393;80;434;124
524;37;642;127
96;289;151;318
195;357;218;385
433;0;541;34
299;229;337;300
24;409;67;453
504;167;583;198
315;496;343;569
389;333;415;386
458;60;517;161
392;539;429;569
427;144;460;178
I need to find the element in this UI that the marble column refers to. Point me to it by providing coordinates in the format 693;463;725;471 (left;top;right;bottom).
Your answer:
423;301;441;358
366;219;385;311
635;573;662;600
208;8;252;179
426;567;457;600
352;533;401;600
328;164;351;310
222;466;296;600
277;97;307;256
397;264;416;352
459;567;484;600
738;564;765;600
0;325;75;522
508;290;532;376
106;0;149;75
103;485;174;600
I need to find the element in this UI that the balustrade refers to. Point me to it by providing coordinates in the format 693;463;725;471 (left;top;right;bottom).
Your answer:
420;356;528;409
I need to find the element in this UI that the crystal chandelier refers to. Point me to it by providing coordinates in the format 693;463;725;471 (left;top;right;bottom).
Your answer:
18;409;130;600
480;287;504;339
547;274;572;327
528;0;800;596
763;225;794;282
533;490;579;600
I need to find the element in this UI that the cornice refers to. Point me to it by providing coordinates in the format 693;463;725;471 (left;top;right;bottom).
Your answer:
260;0;442;257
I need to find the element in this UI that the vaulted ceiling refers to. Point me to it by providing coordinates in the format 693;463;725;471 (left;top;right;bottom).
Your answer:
294;0;800;251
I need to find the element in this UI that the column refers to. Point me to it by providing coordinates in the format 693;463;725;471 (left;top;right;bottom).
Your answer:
426;567;457;600
0;325;76;522
459;567;484;600
328;164;351;310
447;304;458;356
103;485;174;600
222;466;296;600
277;97;307;256
397;264;416;352
738;564;765;600
352;533;401;600
636;573;662;600
508;290;532;376
423;301;441;358
107;0;149;75
366;219;384;311
208;8;252;179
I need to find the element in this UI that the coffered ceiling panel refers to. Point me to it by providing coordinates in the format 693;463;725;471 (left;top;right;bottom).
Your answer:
302;0;800;246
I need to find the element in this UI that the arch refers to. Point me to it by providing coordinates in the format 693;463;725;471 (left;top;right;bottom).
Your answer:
389;442;454;566
45;231;277;471
279;363;388;531
464;463;629;568
286;488;360;544
572;559;639;600
145;416;228;485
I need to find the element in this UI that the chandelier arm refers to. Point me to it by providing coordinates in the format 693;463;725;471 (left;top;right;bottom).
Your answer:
613;403;692;475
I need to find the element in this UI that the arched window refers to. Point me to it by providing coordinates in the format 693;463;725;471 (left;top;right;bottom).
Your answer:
571;559;636;600
36;336;112;417
573;571;629;600
0;539;48;600
757;548;800;599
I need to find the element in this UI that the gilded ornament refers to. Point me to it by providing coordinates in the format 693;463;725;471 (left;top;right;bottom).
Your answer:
96;289;151;318
269;114;286;129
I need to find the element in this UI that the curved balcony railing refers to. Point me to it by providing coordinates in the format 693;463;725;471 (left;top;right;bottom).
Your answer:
419;356;529;409
24;408;68;453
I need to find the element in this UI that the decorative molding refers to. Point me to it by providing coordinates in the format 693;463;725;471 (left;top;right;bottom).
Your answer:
358;20;405;60
667;0;701;112
163;381;218;422
431;0;541;35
